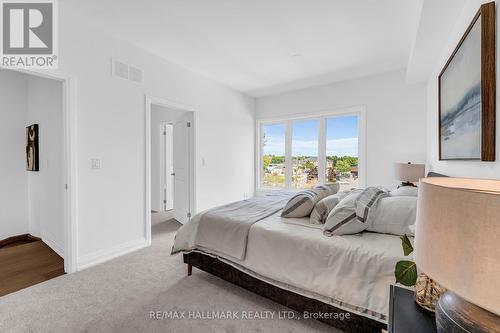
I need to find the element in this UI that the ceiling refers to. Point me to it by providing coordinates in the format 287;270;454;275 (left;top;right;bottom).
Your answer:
63;0;463;97
406;0;466;83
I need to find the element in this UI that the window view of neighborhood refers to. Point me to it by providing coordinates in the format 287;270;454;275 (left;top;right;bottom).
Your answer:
292;119;319;188
262;115;359;191
262;123;286;187
325;116;359;191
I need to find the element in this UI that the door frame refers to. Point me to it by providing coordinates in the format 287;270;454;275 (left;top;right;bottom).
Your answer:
12;68;78;274
145;95;197;246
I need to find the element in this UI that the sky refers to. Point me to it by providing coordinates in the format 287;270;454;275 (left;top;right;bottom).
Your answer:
263;116;358;157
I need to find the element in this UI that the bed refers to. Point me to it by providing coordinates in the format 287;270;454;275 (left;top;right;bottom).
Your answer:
172;192;410;333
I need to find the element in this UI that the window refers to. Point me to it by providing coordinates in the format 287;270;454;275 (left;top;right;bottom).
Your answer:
262;123;286;187
325;116;359;192
259;110;363;191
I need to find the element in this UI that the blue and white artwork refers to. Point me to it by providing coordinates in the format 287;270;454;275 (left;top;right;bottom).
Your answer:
440;18;481;160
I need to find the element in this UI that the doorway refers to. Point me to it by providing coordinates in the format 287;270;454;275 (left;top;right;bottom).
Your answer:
0;68;76;295
145;96;196;245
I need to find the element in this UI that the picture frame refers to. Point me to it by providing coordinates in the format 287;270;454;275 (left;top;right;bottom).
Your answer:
438;1;496;161
26;124;39;171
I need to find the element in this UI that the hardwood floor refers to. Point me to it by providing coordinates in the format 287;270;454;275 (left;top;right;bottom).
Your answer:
0;234;42;249
0;240;64;297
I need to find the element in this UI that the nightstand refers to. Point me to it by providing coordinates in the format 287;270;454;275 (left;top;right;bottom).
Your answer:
388;285;437;333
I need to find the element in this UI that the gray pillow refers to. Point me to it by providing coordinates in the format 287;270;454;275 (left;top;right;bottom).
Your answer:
309;191;349;225
390;187;418;197
366;196;417;236
281;183;340;218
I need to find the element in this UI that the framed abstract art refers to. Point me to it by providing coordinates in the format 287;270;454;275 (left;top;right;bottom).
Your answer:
439;2;496;161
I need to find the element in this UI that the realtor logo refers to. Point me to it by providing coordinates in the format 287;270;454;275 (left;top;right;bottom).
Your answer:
1;0;58;68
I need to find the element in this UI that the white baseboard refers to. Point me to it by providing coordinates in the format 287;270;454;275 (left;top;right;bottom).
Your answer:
41;234;65;259
77;237;148;271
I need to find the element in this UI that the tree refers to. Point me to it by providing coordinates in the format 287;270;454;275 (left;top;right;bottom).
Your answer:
335;159;352;174
339;156;358;167
271;155;285;164
327;167;337;182
327;155;338;164
303;160;315;170
307;166;318;182
263;155;272;170
327;155;338;170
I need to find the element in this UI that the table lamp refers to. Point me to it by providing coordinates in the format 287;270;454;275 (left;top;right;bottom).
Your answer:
394;162;425;187
415;177;500;332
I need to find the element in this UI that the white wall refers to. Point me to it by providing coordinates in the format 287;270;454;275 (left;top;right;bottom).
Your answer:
256;70;427;189
0;70;29;240
55;7;255;267
27;75;65;255
426;0;500;178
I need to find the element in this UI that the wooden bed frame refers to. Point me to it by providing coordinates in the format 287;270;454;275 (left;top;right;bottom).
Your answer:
184;252;387;333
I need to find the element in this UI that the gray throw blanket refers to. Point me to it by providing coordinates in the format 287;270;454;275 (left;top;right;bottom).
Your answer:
172;191;292;260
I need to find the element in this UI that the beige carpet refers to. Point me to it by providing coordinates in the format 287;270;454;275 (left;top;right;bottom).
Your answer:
0;219;338;333
151;211;175;226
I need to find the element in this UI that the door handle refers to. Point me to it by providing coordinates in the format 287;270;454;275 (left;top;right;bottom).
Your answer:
171;172;175;176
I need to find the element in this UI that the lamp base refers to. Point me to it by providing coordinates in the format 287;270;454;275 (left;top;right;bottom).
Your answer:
399;181;417;188
414;273;445;312
436;291;500;333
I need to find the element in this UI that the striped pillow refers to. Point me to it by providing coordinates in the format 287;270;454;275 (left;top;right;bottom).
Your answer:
309;191;349;224
323;187;388;236
281;183;340;218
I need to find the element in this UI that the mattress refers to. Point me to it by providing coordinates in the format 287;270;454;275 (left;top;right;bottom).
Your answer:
187;213;409;323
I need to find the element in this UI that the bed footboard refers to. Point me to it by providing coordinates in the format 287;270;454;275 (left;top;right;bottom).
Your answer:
183;252;386;333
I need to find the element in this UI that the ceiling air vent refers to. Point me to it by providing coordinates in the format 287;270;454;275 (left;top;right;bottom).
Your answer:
111;58;143;84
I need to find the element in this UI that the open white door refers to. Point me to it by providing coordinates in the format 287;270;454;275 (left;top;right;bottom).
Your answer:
160;123;174;211
172;116;191;224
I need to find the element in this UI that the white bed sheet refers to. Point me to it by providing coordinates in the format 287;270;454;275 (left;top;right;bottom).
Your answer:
189;213;409;323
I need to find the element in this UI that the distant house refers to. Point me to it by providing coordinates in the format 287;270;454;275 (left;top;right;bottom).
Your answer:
351;166;358;177
268;164;285;175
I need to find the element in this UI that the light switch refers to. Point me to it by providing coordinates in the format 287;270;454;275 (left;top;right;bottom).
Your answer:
91;158;101;170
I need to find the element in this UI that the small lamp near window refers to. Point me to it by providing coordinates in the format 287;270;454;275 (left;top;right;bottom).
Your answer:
394;162;425;187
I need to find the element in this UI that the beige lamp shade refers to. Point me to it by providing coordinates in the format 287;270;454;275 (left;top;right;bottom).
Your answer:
415;177;500;315
394;162;425;182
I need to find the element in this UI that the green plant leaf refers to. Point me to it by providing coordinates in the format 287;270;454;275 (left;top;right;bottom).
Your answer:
395;260;418;287
400;234;413;256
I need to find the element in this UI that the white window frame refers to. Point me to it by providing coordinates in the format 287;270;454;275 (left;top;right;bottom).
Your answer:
256;105;366;192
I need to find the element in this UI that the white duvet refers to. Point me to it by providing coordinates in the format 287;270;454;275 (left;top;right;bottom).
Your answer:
173;211;409;323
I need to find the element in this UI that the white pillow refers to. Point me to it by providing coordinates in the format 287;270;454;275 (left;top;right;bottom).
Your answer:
323;189;365;235
309;191;349;225
366;196;417;236
408;223;416;236
390;186;418;197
